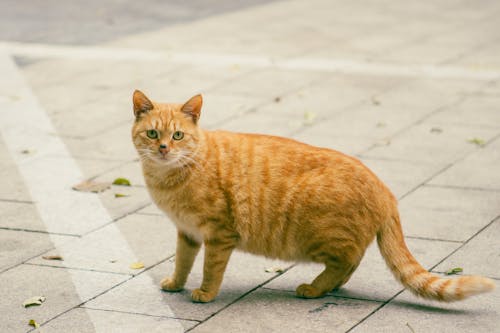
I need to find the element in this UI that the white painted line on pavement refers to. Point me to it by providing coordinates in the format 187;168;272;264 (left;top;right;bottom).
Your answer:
2;40;500;80
0;52;183;331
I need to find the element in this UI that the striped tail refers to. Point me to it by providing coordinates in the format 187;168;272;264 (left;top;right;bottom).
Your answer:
377;214;495;301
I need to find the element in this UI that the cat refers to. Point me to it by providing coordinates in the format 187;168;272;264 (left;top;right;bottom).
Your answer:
131;90;495;303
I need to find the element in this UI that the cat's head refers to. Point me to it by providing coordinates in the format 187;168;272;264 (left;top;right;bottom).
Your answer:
131;90;203;168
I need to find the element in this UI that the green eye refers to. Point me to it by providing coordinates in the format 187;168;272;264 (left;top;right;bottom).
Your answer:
146;130;158;139
172;131;184;140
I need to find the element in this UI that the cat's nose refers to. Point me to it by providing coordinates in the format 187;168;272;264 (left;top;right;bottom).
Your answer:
159;144;170;155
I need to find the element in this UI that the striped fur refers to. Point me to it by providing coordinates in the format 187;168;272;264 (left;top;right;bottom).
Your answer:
132;90;495;303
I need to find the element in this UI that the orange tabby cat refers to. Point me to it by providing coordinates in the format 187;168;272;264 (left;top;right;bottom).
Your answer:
131;90;495;303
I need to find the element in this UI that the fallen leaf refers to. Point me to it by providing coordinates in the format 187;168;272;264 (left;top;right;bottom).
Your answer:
109;259;118;263
72;180;111;193
274;96;281;103
112;178;131;186
430;127;443;134
23;296;46;308
303;111;317;125
265;267;285;273
28;319;40;329
42;255;63;261
130;262;145;270
114;193;129;198
406;322;415;333
445;267;463;275
467;138;486;147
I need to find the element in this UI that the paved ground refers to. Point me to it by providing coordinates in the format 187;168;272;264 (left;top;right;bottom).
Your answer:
1;0;500;332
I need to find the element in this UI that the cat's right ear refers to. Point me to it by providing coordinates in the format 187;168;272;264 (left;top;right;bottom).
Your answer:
133;90;154;118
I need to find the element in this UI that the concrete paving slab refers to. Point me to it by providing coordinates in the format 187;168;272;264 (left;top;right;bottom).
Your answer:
429;136;500;190
351;285;500;333
207;68;326;99
433;217;500;279
399;186;500;242
191;288;382;333
265;237;459;303
0;229;72;272
0;264;128;333
360;158;438;199
84;251;290;321
41;307;197;332
0;139;32;202
362;121;499;166
136;203;163;216
0;201;48;233
62;123;137;162
27;213;177;274
425;95;500;129
97;185;151;220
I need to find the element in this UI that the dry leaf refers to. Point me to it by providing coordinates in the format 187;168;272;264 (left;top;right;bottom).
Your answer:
114;193;129;198
265;267;284;273
23;296;46;308
28;319;40;329
274;96;281;103
430;127;443;134
72;180;111;193
109;259;117;263
445;267;463;275
130;262;145;270
112;178;131;186
42;255;63;261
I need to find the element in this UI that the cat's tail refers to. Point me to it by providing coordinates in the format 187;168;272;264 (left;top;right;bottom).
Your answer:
377;214;495;301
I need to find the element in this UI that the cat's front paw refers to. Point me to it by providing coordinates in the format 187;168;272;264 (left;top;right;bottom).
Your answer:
296;283;325;299
191;288;216;303
160;277;184;292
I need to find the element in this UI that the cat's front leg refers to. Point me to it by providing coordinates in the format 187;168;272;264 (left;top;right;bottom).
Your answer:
191;235;237;303
161;231;201;292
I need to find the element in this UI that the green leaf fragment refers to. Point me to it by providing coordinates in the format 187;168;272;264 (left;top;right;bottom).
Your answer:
28;319;40;328
445;267;463;275
467;138;485;146
112;178;131;186
114;193;129;198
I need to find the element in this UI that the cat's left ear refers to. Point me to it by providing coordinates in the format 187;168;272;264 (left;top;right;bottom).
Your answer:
181;94;202;124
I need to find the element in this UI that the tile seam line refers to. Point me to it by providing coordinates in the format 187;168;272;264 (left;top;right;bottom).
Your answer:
79;306;201;323
185;264;297;332
35;254;176;330
23;262;134;276
345;214;500;332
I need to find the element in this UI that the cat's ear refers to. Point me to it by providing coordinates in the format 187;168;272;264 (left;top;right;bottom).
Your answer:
133;90;154;118
181;94;202;124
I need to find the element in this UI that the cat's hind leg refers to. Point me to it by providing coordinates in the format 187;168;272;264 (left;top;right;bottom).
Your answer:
296;260;356;299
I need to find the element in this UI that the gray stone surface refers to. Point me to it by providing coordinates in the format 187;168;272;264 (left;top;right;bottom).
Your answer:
351;287;500;333
433;218;500;279
85;251;290;321
1;0;499;331
191;288;381;333
42;308;197;332
0;230;72;272
0;264;128;332
27;213;178;274
398;186;500;242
